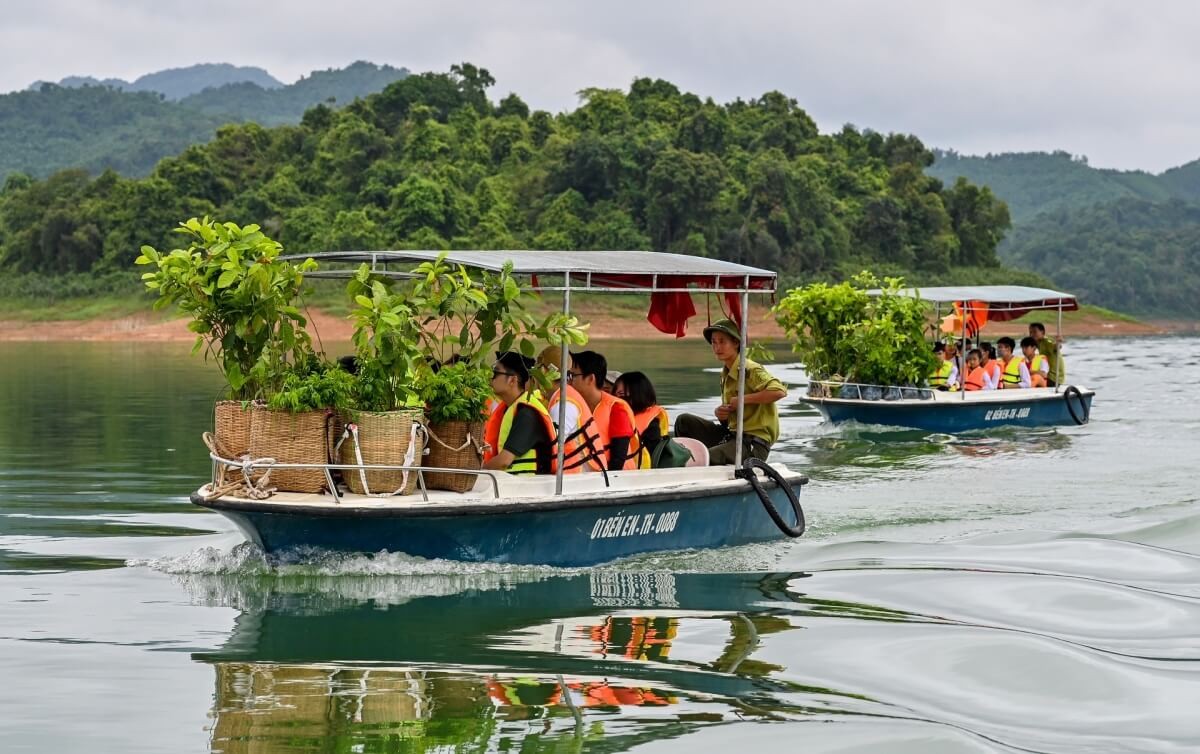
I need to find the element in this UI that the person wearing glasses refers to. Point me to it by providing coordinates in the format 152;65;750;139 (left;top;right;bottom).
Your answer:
482;352;557;475
569;350;638;471
675;319;786;465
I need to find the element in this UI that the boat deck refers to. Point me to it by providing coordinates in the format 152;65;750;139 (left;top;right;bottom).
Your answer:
807;384;1093;406
198;464;804;515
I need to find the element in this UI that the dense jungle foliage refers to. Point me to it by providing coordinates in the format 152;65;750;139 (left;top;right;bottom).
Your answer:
0;62;409;179
930;151;1200;317
1004;198;1200;317
0;63;1013;299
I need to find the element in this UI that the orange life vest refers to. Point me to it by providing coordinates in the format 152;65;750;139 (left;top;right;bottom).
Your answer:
964;366;986;391
588;392;639;471
632;406;669;469
981;360;1001;387
547;385;596;474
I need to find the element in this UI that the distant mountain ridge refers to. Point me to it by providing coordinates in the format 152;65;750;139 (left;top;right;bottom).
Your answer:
29;63;284;100
2;61;409;179
927;150;1200;225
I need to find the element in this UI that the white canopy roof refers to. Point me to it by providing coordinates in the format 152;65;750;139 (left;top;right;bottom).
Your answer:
868;285;1078;315
290;250;776;292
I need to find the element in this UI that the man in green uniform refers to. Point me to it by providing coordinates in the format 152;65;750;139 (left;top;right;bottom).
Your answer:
675;319;787;465
1029;322;1066;387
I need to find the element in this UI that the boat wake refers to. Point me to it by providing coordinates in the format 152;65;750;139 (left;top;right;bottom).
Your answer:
126;542;574;577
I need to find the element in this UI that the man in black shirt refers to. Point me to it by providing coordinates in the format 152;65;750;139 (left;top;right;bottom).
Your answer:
482;351;557;475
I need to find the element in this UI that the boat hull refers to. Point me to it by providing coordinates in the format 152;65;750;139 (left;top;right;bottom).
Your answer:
805;388;1094;433
193;476;806;567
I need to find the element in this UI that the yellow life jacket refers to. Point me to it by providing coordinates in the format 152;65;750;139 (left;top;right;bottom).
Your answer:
1001;356;1024;386
930;360;953;388
483;392;557;475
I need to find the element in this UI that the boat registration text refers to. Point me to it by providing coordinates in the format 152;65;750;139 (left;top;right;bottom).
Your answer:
589;511;680;540
985;407;1032;421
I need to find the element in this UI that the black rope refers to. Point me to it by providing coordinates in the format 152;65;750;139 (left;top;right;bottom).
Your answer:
1063;385;1089;425
737;458;806;538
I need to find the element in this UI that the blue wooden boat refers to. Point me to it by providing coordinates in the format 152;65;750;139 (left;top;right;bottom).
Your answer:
194;250;807;566
804;383;1094;433
193;466;806;567
801;285;1095;432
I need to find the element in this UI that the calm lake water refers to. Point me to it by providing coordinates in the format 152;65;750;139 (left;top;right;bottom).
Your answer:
2;336;1199;753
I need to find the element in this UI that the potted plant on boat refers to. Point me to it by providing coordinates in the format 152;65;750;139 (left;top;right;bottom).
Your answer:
254;355;357;493
774;272;936;399
405;254;589;491
135;217;316;459
339;265;427;496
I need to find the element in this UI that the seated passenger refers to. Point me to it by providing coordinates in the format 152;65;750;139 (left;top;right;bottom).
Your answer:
674;319;786;465
1021;336;1050;388
963;349;987;391
614;371;668;469
536;346;583;439
535;345;595;473
570;351;638;471
997;337;1031;389
604;370;622;395
482;352;557;475
946;340;963;375
978;341;1001;390
929;342;959;390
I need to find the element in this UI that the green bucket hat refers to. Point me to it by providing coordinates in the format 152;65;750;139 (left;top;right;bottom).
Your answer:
703;318;741;345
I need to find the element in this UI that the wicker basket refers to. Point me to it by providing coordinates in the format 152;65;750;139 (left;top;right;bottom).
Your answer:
214;400;255;458
248;406;334;494
423;420;485;493
338;409;426;496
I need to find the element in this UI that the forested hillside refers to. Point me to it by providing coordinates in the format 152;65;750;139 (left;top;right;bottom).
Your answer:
927;151;1195;225
1004;199;1200;317
0;62;409;179
33;63;284;100
0;63;1014;299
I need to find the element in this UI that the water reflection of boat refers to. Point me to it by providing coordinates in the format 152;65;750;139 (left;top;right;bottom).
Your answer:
195;252;806;567
191;571;840;752
803;286;1096;432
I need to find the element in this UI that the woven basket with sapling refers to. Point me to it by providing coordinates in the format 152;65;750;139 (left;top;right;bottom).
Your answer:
339;265;426;496
255;361;355;494
136;217;317;485
405;254;591;490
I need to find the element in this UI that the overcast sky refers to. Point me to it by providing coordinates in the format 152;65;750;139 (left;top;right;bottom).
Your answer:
3;0;1198;172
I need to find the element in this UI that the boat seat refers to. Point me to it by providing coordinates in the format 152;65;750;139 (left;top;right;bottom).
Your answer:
673;437;710;467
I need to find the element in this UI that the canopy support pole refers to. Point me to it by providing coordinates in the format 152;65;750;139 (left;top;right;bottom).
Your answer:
960;301;968;397
1055;301;1063;394
555;273;571;495
734;280;749;468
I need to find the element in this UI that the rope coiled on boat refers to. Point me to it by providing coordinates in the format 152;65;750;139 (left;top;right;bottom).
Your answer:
738;457;806;538
1063;385;1089;425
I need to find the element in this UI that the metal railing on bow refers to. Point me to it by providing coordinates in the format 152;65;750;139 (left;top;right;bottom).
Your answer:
806;380;936;402
206;453;503;504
